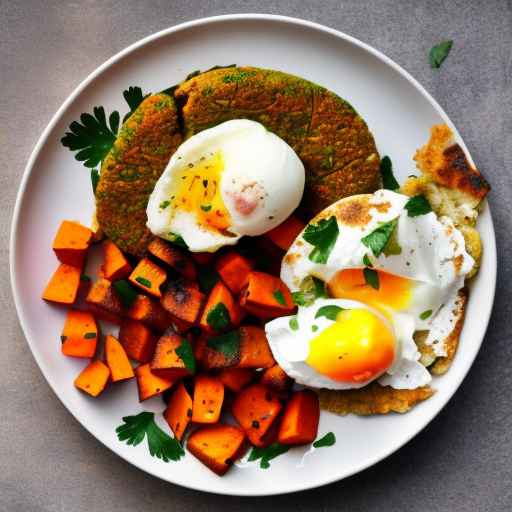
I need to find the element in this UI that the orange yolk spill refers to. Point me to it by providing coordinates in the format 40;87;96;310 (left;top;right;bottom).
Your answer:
169;152;231;232
306;308;396;383
328;268;413;317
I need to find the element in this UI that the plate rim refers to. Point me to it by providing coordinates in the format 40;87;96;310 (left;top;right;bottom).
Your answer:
9;13;497;496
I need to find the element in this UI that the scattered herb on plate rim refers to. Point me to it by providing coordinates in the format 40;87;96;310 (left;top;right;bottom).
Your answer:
429;40;453;69
313;432;336;448
122;86;149;121
247;443;290;469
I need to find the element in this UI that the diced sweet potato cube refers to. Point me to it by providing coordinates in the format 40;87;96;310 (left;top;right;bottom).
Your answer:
100;240;132;281
85;278;123;324
191;252;215;265
164;381;193;441
187;424;246;476
61;309;98;358
42;263;81;305
118;319;157;363
240;271;295;318
129;258;167;298
161;279;205;325
192;374;224;424
278;390;319;445
150;329;193;379
265;215;305;251
238;326;275;369
105;334;134;382
127;294;172;332
74;360;110;397
232;384;282;447
199;281;244;334
134;363;176;401
219;368;254;392
52;220;93;268
215;252;253;294
147;238;196;281
196;332;240;370
260;364;292;391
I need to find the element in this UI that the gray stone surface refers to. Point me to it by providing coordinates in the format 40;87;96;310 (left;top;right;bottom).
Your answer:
1;0;511;510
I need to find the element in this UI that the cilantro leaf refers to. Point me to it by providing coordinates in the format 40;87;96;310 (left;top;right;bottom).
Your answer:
361;218;399;257
315;305;344;321
91;169;100;194
362;254;373;267
123;86;149;121
159;200;170;209
207;331;240;358
200;204;212;212
175;338;196;373
363;267;380;290
382;221;402;256
313;432;336;448
429;40;453;69
404;195;432;217
303;216;339;264
289;317;299;331
113;279;138;307
380;156;399;191
292;276;327;306
135;276;152;288
420;309;433;320
167;232;188;249
273;290;286;306
116;411;184;462
206;302;231;331
248;443;290;469
61;106;119;168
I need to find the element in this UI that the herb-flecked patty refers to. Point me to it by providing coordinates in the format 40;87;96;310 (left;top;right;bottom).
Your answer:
175;66;381;215
95;93;182;256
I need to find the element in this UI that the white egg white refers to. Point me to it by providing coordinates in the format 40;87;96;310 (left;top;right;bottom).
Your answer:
146;119;305;252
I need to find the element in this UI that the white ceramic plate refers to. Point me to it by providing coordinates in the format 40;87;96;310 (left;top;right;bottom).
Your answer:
10;14;496;495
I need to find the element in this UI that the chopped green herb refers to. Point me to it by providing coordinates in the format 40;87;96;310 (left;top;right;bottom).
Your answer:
84;332;97;339
207;330;240;358
311;325;318;332
361;218;399;257
247;443;290;469
363;267;380;290
122;86;149;121
200;204;212;212
80;274;91;282
206;302;231;331
303;216;339;264
315;305;344;321
159;200;171;209
382;221;402;256
380;156;399;191
197;267;220;294
113;279;138;307
91;169;100;194
292;276;327;306
167;232;188;249
273;290;286;306
420;309;433;320
116;411;184;462
429;40;453;69
362;254;373;267
289;317;299;331
175;339;196;373
313;432;336;448
61;106;119;168
404;195;432;217
135;276;152;288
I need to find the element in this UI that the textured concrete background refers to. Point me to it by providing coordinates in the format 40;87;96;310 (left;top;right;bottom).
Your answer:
1;1;511;510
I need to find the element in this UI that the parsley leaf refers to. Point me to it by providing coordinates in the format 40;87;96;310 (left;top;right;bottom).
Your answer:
200;204;212;212
159;200;170;209
248;443;290;469
404;195;432;217
420;309;433;320
289;317;299;331
429;40;453;69
122;86;149;121
207;331;240;358
113;279;138;307
292;276;327;306
116;411;184;462
315;305;344;321
175;338;196;373
167;232;188;249
206;302;231;331
361;218;399;257
313;432;336;448
61;106;119;168
135;276;152;288
273;290;286;306
91;169;100;194
363;267;380;290
362;254;373;267
380;156;399;190
303;216;339;264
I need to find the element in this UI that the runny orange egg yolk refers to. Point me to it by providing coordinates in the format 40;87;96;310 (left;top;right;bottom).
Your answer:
169;151;231;232
306;308;396;383
328;268;413;317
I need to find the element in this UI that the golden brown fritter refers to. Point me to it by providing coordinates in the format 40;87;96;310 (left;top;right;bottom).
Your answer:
175;66;381;216
95;94;182;256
